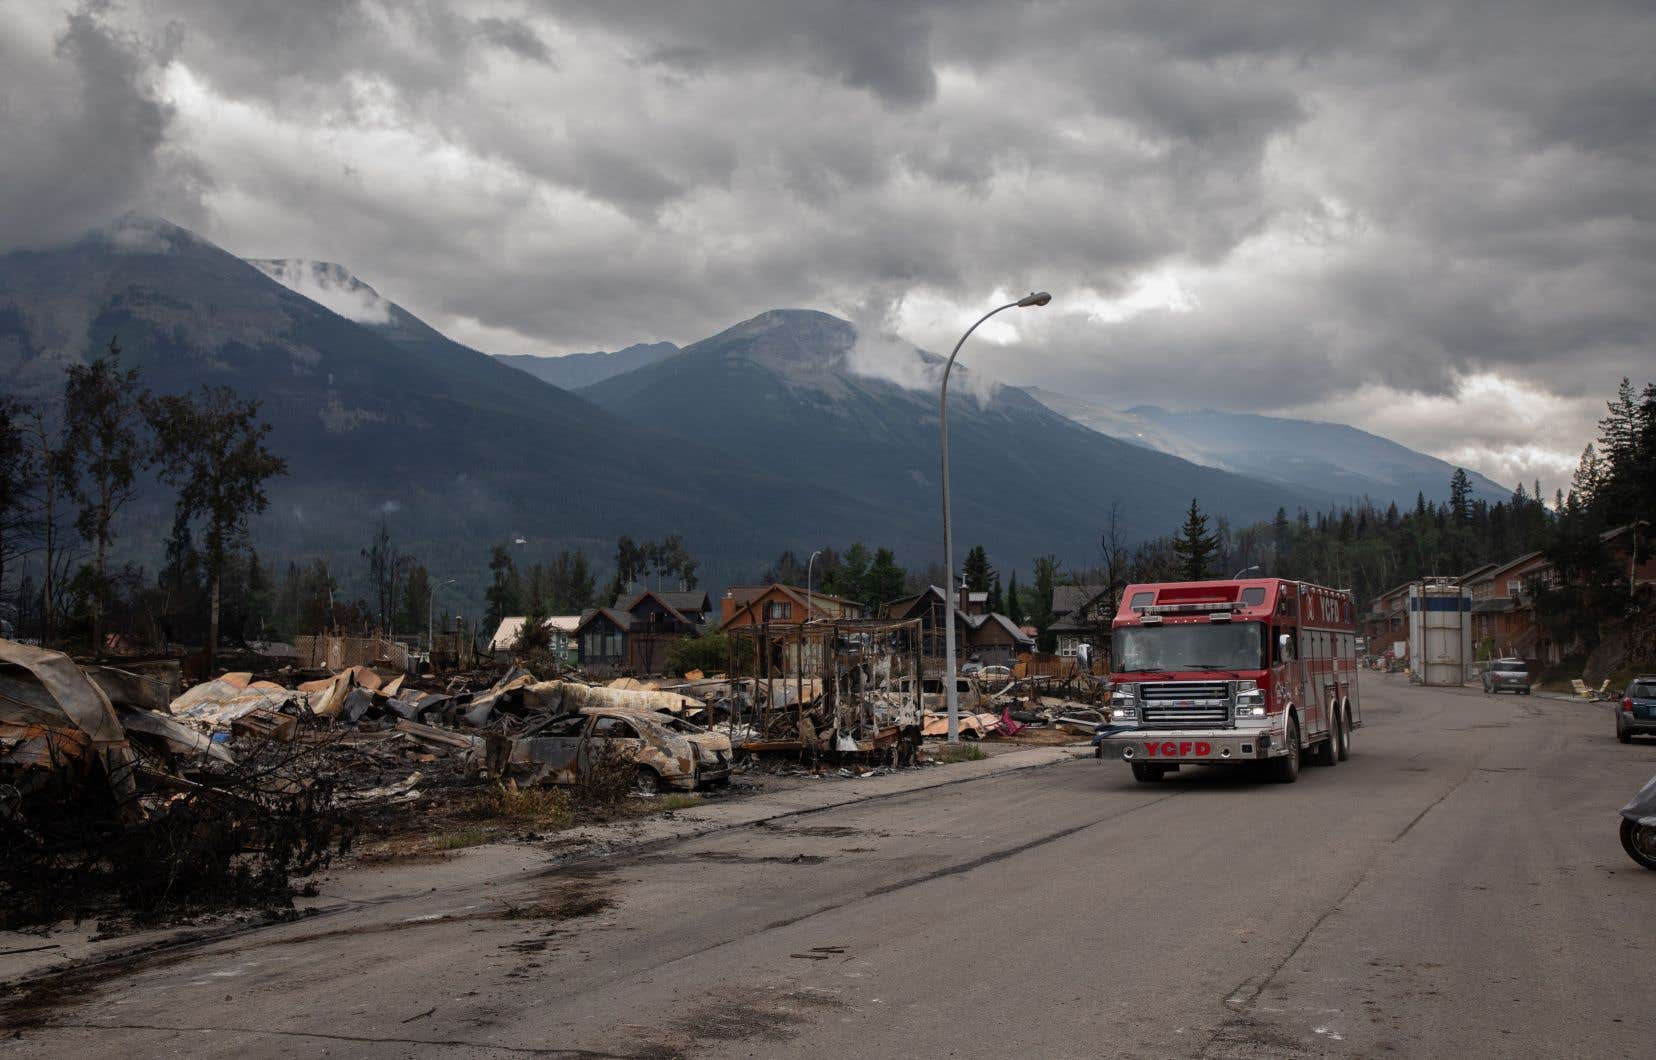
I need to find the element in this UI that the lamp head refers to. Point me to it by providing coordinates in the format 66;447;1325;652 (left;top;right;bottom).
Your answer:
1017;291;1052;307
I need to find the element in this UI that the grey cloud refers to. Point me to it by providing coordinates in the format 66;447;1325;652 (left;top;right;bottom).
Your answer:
474;16;553;64
559;0;946;106
0;6;194;249
9;0;1652;495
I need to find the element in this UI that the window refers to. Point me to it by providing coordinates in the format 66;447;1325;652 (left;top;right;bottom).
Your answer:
592;716;637;738
540;715;588;738
1240;587;1266;606
1506;579;1522;596
1129;591;1154;610
767;601;792;620
1115;622;1264;672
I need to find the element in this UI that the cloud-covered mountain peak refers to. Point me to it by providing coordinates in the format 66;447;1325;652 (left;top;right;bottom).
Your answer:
246;258;394;325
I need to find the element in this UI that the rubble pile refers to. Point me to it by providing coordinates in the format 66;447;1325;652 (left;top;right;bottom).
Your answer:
0;629;1112;927
0;641;350;927
0;643;754;926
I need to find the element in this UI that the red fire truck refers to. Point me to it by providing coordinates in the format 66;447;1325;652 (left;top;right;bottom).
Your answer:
1094;578;1361;784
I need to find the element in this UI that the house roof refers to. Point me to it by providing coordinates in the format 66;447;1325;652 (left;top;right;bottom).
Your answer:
718;583;860;630
573;608;636;637
1052;584;1107;617
1460;562;1500;582
884;585;947;619
967;612;1035;646
1481;549;1549;583
615;589;710;616
1471;597;1517;614
489;615;582;651
1048;610;1101;633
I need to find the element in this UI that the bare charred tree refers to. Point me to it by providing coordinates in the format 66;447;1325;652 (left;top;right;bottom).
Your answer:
21;406;77;643
1097;501;1131;649
0;397;37;616
146;386;287;673
62;337;148;653
361;518;402;634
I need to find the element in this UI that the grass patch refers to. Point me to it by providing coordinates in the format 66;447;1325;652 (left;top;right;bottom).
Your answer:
467;785;575;829
434;826;491;851
654;793;702;812
930;743;989;764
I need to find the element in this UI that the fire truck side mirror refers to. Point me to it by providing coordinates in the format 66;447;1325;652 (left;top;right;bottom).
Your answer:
1278;633;1294;661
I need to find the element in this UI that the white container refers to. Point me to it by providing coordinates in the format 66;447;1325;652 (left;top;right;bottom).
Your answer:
1407;580;1472;686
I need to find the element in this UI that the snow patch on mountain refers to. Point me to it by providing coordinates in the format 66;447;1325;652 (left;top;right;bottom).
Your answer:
246;258;394;325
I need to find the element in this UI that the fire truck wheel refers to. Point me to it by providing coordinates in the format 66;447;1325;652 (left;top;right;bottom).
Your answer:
1337;703;1352;761
1130;762;1165;783
1313;710;1340;767
1268;717;1301;783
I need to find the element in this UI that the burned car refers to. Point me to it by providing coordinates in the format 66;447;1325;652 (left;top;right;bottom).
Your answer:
507;706;732;791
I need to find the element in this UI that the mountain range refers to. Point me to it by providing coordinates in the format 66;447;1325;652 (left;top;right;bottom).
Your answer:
0;218;893;597
495;343;679;390
1026;390;1510;507
574;308;1324;558
1;215;1495;604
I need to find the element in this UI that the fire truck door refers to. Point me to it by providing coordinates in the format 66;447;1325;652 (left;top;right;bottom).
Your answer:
1298;629;1327;733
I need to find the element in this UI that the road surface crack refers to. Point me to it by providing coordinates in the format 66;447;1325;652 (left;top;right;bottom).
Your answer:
33;1020;638;1056
1198;759;1484;1057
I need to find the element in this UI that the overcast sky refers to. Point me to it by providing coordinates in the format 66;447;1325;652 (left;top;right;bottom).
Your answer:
4;1;1653;497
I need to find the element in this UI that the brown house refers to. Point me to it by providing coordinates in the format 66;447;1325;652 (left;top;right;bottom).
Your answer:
718;584;861;629
1362;580;1414;658
1465;551;1558;664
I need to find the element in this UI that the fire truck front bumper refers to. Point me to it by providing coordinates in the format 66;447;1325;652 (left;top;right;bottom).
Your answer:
1094;726;1287;765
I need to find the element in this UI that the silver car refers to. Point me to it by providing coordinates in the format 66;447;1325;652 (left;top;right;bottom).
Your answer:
1481;658;1530;695
1617;676;1656;744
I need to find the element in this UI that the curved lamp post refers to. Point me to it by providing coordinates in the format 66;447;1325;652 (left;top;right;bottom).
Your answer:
941;291;1051;741
1234;565;1262;579
806;548;824;622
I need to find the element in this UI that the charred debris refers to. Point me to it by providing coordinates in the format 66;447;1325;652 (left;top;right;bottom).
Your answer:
0;632;1106;927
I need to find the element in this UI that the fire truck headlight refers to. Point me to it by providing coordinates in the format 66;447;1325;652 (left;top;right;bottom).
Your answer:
1234;689;1266;718
1111;707;1138;722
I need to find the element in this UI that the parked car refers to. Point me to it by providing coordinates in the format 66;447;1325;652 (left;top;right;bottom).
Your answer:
1617;676;1656;744
507;706;732;791
1481;658;1531;695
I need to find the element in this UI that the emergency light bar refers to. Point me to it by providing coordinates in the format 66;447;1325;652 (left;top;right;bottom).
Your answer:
1138;601;1237;614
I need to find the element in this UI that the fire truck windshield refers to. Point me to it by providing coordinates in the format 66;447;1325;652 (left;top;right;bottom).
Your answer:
1115;622;1264;673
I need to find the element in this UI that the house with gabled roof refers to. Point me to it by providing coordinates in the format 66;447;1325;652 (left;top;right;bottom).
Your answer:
882;585;1031;666
1048;583;1112;660
612;589;712;628
718;583;862;630
576;588;707;674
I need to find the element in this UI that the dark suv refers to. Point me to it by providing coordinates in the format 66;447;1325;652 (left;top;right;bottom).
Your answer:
1481;658;1531;695
1617;676;1656;744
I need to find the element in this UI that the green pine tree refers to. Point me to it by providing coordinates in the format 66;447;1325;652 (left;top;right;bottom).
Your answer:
1171;498;1221;580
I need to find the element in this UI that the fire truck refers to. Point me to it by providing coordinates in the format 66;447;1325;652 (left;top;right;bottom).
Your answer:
1094;578;1361;784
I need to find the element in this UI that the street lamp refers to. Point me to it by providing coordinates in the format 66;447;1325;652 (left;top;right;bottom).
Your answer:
806;548;824;623
940;291;1051;741
1234;565;1262;579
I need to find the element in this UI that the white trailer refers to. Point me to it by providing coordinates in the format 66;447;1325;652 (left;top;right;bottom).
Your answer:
1407;580;1472;687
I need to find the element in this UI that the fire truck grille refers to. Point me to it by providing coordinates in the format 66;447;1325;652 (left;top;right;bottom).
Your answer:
1138;681;1231;727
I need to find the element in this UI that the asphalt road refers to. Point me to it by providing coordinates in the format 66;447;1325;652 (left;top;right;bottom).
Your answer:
6;675;1654;1058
